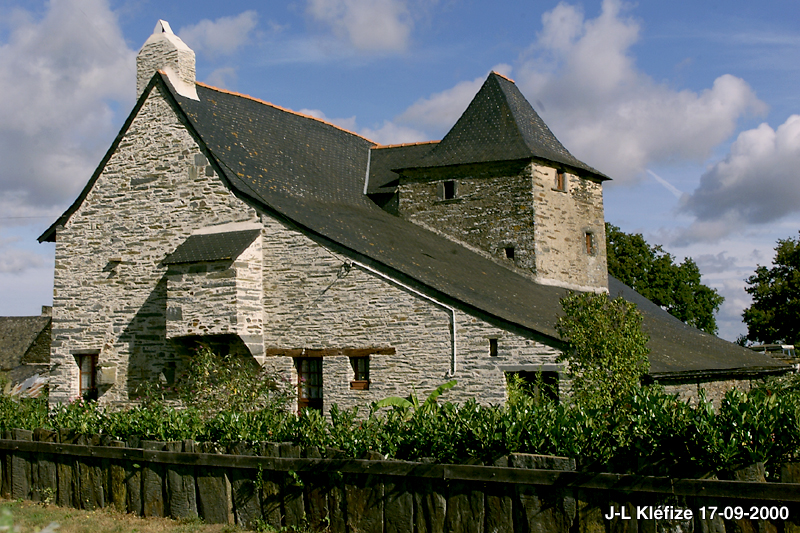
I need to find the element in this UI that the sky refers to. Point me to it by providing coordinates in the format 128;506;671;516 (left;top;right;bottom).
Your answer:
1;0;799;342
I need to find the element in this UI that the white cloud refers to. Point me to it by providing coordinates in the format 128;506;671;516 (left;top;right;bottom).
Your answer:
679;116;800;240
305;0;414;52
0;0;135;214
514;0;766;183
178;11;258;58
298;108;358;132
359;120;428;145
0;247;47;274
203;67;237;89
397;64;513;136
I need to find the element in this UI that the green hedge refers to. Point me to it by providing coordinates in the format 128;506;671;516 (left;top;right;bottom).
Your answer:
2;376;799;479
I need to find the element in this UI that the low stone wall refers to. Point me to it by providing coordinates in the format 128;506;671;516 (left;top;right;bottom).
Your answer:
1;429;799;532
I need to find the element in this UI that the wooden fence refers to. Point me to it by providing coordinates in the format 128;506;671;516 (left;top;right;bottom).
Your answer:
1;428;799;532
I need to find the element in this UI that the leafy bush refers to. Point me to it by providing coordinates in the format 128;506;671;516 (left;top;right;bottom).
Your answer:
556;292;650;409
1;354;798;479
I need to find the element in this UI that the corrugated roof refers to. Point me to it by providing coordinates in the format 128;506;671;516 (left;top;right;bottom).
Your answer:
395;72;609;180
164;229;261;264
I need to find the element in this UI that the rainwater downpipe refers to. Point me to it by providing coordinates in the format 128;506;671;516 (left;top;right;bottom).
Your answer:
347;259;457;377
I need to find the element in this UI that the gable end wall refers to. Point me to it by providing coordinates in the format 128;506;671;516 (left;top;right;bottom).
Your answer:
50;87;259;405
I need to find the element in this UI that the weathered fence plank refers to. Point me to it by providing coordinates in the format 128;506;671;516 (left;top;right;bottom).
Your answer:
142;441;165;517
0;437;796;532
165;440;197;520
258;442;283;531
10;429;32;501
196;441;233;525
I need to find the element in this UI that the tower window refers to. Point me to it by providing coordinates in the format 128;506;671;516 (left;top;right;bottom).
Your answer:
585;232;595;255
504;247;515;259
555;170;567;191
441;180;457;200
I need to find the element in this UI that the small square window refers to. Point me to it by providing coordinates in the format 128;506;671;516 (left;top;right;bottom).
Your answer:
441;180;457;200
350;357;370;390
504;247;515;259
489;338;498;357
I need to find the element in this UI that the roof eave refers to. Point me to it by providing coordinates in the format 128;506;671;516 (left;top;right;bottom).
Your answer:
647;365;792;382
392;156;611;183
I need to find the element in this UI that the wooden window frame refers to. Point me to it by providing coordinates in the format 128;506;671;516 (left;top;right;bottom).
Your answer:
554;170;567;192
350;356;370;390
585;232;595;256
295;357;323;412
76;353;98;400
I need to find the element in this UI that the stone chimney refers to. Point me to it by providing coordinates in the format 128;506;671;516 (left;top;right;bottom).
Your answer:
136;20;198;100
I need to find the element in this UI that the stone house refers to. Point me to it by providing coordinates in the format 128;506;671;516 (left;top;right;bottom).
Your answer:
39;21;787;410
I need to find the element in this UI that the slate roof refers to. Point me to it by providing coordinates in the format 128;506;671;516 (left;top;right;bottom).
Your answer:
394;73;609;180
40;71;787;379
163;229;261;264
367;142;438;194
0;316;50;371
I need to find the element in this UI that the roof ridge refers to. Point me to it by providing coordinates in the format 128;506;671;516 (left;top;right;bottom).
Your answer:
193;80;379;146
373;140;440;149
490;70;516;84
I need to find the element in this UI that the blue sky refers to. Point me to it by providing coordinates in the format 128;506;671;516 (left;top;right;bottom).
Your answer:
1;0;799;342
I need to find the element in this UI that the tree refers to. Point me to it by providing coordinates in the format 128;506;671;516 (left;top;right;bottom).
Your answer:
556;291;650;408
606;223;724;334
742;232;800;345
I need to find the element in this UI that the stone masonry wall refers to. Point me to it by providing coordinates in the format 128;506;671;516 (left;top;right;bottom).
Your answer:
166;235;264;359
397;161;608;293
532;165;607;292
662;378;754;409
50;87;259;405
397;169;536;277
258;215;562;413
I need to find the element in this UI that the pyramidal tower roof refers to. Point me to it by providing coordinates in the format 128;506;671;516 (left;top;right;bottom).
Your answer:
410;72;608;180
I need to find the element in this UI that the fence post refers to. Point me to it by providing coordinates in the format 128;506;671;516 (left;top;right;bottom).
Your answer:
142;440;166;517
228;441;261;529
259;442;283;530
10;429;32;501
165;440;197;520
196;441;234;524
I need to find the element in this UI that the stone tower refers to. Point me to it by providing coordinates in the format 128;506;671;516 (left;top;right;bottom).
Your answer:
136;20;197;99
387;72;609;292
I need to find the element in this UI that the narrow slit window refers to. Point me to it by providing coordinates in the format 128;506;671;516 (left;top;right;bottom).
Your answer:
504;247;515;259
489;338;498;357
555;170;566;191
585;232;595;255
